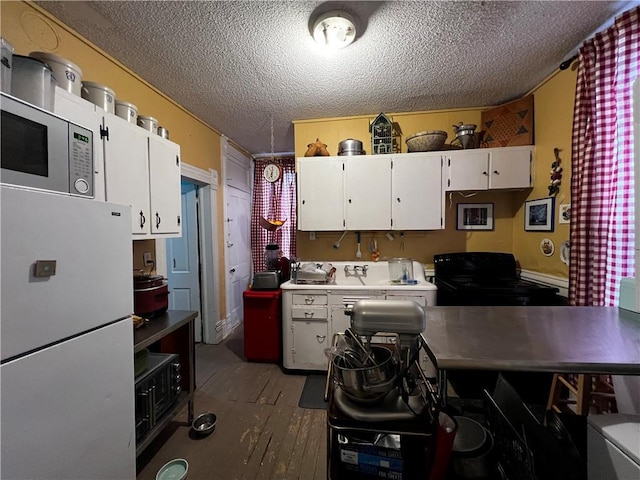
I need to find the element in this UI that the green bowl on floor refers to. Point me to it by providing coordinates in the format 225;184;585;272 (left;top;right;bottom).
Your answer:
156;458;188;480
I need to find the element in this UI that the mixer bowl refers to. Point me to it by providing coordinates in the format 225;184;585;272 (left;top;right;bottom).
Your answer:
332;345;398;403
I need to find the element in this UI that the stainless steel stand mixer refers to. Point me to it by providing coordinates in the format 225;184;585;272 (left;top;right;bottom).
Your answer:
325;299;441;479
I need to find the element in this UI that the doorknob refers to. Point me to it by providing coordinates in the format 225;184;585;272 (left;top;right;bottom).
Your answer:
229;268;236;274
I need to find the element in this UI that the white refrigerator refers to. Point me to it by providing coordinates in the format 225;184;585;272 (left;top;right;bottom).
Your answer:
1;185;136;479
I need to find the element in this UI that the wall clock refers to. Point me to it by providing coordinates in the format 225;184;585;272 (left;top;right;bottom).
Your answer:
263;163;282;183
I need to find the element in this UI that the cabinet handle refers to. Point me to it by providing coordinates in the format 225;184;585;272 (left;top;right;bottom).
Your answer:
305;311;314;318
155;212;161;228
173;258;176;269
304;297;315;304
139;211;146;229
493;170;500;175
316;335;326;342
482;171;488;176
348;199;352;203
227;241;234;248
396;197;401;203
230;268;236;274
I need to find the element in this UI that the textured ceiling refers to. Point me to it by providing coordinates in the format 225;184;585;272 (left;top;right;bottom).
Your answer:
35;1;634;155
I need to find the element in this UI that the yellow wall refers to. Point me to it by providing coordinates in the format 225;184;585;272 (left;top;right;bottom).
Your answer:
1;1;230;315
513;68;575;277
293;71;576;276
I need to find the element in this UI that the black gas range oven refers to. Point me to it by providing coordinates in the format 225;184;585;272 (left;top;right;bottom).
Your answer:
434;252;563;306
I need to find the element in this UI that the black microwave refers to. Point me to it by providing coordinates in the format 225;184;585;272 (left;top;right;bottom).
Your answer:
0;92;94;197
134;352;181;441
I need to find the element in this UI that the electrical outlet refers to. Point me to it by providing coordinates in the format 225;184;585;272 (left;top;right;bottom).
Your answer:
309;231;316;240
143;252;153;265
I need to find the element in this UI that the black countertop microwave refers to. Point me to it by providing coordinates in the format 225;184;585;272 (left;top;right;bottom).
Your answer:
0;92;94;198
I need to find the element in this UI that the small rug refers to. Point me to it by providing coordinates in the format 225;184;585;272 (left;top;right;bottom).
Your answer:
298;374;328;409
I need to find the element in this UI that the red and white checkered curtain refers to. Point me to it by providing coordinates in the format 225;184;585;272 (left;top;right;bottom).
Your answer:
250;157;297;273
569;6;640;306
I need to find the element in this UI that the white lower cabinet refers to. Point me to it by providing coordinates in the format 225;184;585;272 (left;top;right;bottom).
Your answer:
282;288;433;371
284;292;329;370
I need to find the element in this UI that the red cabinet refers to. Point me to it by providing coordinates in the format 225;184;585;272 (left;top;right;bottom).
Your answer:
243;289;282;363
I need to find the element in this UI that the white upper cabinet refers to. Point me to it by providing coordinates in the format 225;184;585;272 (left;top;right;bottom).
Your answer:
297;153;444;231
54;88;182;238
345;156;391;231
102;114;151;235
297;156;345;231
148;135;181;235
392;153;443;230
445;146;533;191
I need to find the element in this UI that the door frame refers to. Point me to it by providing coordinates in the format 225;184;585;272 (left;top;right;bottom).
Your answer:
222;136;252;334
156;162;221;344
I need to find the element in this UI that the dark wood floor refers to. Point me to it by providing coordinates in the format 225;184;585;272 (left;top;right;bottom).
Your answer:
136;328;327;480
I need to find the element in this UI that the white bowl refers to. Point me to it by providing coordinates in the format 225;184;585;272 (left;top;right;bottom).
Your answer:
406;130;447;152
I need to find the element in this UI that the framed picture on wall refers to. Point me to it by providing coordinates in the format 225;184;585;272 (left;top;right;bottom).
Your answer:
525;197;555;231
456;203;494;230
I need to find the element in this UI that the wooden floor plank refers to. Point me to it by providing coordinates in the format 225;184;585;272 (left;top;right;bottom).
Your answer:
299;409;327;480
137;328;330;480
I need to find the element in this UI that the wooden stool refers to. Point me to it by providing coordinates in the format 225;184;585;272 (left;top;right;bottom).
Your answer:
547;373;618;415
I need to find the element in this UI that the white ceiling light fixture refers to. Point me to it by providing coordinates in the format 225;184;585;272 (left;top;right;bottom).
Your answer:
312;10;357;49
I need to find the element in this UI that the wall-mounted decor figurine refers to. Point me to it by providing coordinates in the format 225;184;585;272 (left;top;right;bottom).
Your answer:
548;147;563;195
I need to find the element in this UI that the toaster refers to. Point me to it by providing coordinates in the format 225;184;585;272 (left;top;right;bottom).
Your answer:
252;271;281;290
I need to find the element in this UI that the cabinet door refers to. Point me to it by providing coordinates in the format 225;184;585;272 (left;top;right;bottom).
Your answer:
345;155;391;230
103;114;150;235
148;135;181;236
392;154;443;230
291;320;329;369
297;157;344;231
488;147;532;189
445;150;490;191
53;87;106;201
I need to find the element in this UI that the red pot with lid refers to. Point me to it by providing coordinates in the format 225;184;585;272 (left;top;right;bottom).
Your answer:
133;274;169;317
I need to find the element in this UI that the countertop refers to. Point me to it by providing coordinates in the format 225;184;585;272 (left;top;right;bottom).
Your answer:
134;310;198;352
423;306;640;374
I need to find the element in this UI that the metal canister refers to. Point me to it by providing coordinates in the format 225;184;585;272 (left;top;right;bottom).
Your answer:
157;126;169;139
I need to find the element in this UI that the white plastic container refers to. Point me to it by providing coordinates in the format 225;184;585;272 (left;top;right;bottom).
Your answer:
29;51;82;96
11;55;55;111
1;37;14;95
81;81;115;114
115;100;138;124
137;115;158;134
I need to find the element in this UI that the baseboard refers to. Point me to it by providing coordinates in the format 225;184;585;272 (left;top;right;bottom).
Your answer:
520;269;569;298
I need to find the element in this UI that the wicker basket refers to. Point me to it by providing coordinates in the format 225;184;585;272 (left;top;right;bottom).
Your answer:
406;130;448;152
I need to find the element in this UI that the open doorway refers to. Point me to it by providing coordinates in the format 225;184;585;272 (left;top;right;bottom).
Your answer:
161;165;221;344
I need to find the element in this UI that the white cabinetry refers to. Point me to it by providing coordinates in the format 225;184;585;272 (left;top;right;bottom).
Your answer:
297;157;344;231
297;153;444;231
282;286;435;371
53;87;181;238
445;146;532;191
284;292;329;370
392;153;443;230
345;156;391;230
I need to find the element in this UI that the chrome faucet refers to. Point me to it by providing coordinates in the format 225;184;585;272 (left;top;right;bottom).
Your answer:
344;264;368;275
